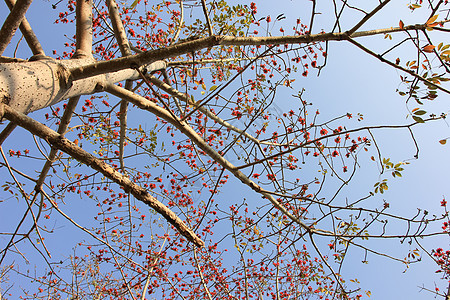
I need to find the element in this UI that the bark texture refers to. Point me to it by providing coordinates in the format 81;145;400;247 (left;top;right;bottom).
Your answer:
0;58;166;114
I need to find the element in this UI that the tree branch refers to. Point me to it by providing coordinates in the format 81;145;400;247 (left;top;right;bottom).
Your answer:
346;0;391;36
69;24;431;80
347;37;450;94
147;74;261;144
107;0;135;173
104;83;313;235
169;0;184;45
200;0;213;36
4;0;44;56
0;103;205;248
0;0;33;55
107;0;132;56
74;0;93;58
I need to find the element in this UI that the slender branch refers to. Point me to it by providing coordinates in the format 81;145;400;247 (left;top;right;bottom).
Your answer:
347;37;450;94
1;103;204;248
169;0;184;45
0;122;17;145
428;0;443;20
309;232;347;296
167;56;257;66
119;83;131;173
308;0;316;34
4;0;44;56
147;74;260;143
421;28;450;73
141;237;167;300
200;0;213;36
107;0;137;173
107;0;132;56
193;249;213;300
236;121;432;171
35;96;80;189
0;0;33;55
346;0;391;36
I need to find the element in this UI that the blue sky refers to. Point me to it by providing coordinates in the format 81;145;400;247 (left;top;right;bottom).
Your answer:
1;0;449;299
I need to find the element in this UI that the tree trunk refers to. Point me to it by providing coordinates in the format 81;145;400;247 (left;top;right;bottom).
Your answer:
0;58;166;114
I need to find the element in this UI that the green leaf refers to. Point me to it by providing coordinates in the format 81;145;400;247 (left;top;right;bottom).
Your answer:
129;0;139;9
412;116;425;123
413;110;427;115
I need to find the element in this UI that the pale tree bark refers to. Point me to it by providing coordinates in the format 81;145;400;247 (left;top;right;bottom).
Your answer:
74;0;93;59
0;58;166;114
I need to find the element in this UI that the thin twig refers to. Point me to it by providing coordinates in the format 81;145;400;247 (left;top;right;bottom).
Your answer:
200;0;213;36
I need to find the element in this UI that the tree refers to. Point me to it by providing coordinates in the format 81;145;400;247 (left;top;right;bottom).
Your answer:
0;0;449;299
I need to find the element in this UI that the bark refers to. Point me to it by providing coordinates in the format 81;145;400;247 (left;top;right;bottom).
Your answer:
106;0;132;56
74;0;93;58
0;58;166;114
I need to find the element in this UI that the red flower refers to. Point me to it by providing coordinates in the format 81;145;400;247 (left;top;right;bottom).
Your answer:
267;174;276;181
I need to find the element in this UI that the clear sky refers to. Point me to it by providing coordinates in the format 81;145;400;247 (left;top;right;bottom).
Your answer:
0;0;449;299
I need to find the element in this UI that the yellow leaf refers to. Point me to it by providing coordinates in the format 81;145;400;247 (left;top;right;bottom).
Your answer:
399;20;404;29
439;139;447;145
426;14;438;25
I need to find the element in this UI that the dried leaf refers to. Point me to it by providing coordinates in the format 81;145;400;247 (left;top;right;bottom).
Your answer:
422;45;435;53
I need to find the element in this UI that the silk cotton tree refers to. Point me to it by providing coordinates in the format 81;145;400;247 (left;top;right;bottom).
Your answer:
0;0;449;299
